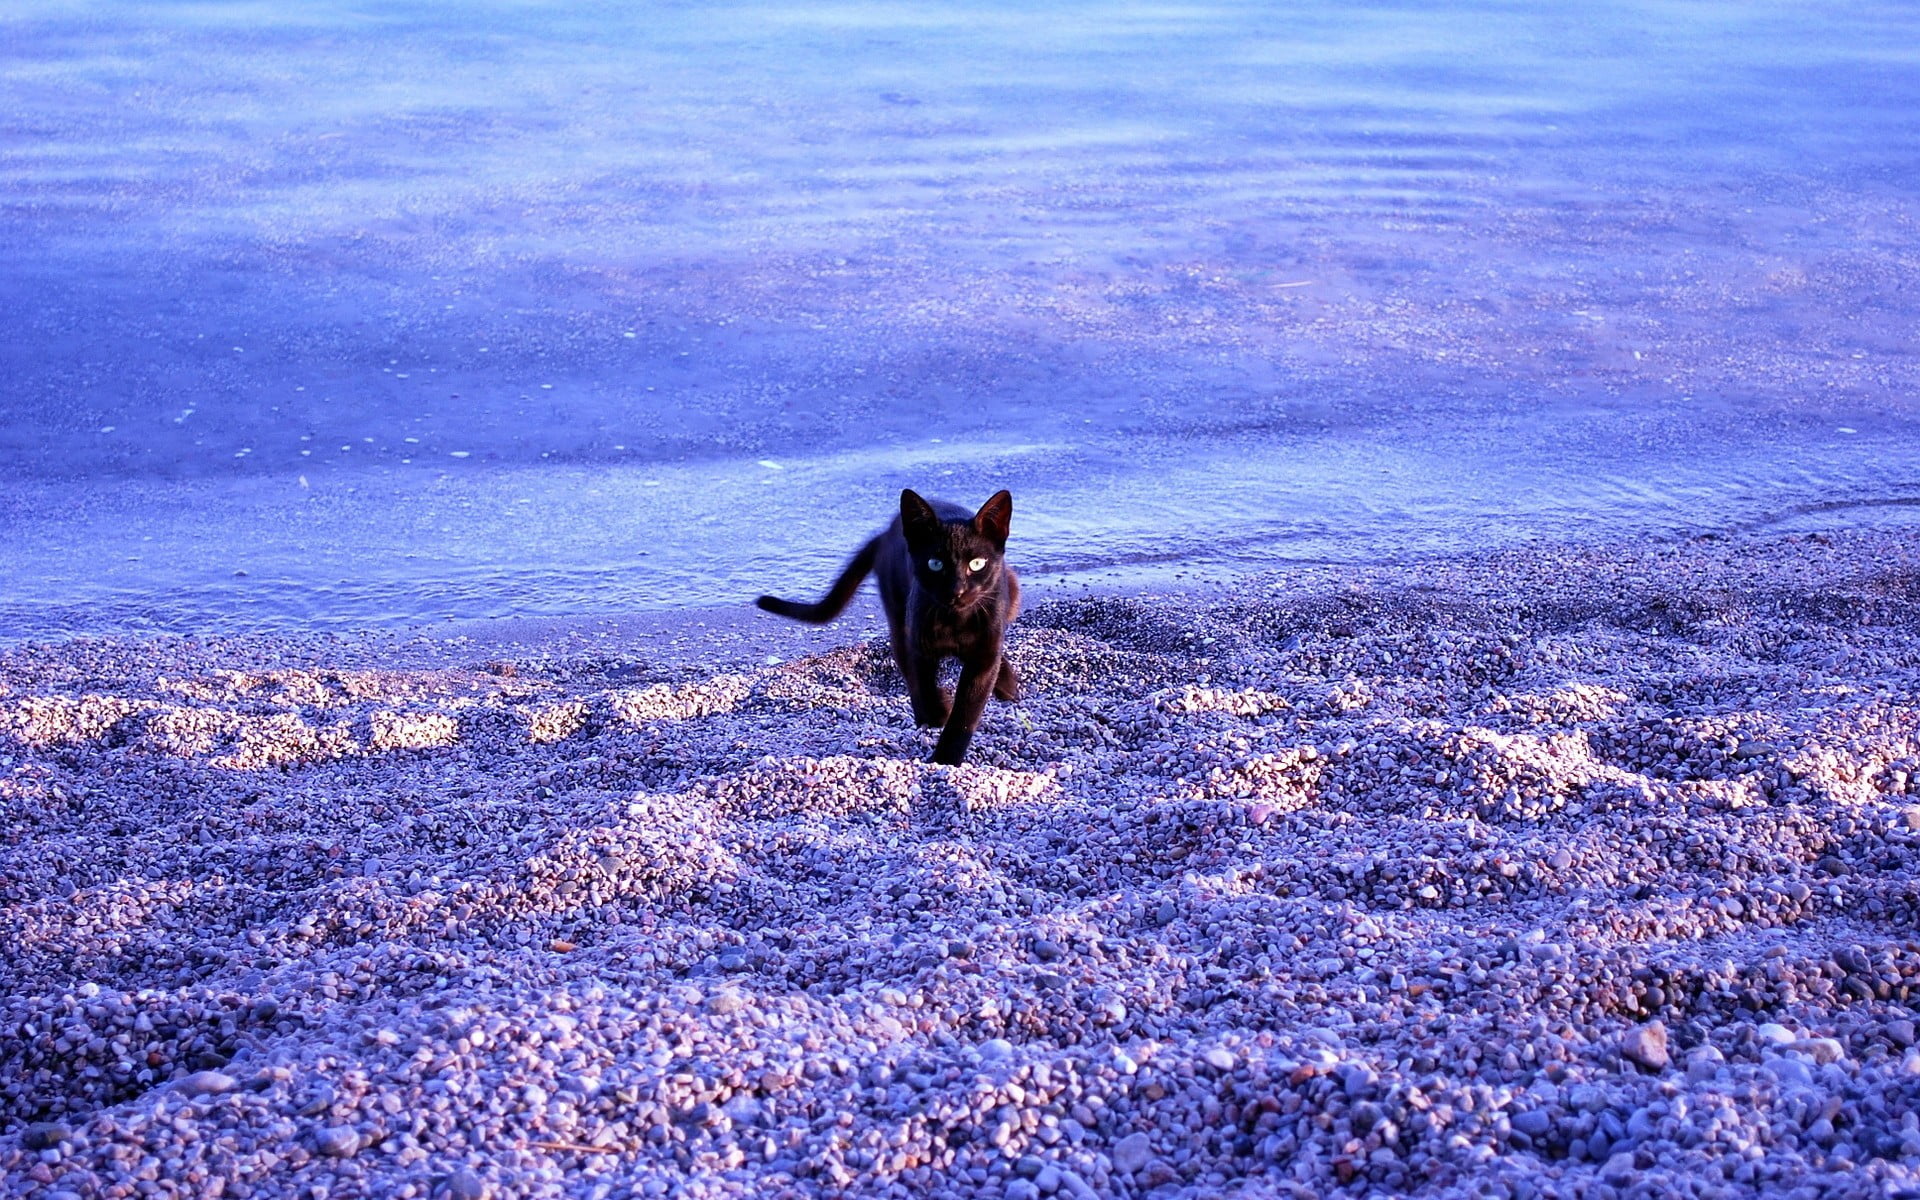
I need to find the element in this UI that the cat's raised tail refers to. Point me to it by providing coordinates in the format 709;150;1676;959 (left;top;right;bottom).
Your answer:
755;536;881;624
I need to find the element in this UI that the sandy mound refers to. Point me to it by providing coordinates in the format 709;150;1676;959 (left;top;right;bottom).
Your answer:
3;529;1919;1200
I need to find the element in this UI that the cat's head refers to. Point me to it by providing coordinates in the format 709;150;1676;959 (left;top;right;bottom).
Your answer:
901;488;1011;613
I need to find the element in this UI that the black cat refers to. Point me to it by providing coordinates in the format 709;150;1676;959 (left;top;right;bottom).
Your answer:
756;489;1021;765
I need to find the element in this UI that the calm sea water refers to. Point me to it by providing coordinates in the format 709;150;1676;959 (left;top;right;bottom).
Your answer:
4;1;1918;640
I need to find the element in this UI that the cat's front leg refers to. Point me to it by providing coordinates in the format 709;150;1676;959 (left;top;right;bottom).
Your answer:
931;656;997;765
905;649;951;727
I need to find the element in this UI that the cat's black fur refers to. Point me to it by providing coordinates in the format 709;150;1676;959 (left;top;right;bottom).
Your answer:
756;489;1021;765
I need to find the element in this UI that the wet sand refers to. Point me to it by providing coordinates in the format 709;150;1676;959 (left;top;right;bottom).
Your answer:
3;527;1919;1199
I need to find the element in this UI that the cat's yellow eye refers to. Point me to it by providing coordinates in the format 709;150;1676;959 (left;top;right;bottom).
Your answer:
968;558;988;572
927;558;944;571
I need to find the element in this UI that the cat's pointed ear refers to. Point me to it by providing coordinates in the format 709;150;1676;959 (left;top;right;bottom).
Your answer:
973;489;1012;548
901;489;941;542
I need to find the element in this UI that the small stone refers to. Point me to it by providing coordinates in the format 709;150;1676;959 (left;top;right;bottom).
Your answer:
1627;1107;1657;1140
1154;900;1177;926
1031;938;1066;962
1764;1056;1814;1088
443;1169;489;1200
980;1038;1015;1062
1112;1131;1155;1174
1757;1023;1798;1046
708;989;745;1015
1341;1062;1378;1097
1687;1046;1725;1082
178;1070;239;1097
1512;1109;1553;1138
1035;1164;1063;1195
1015;1156;1044;1178
314;1126;361;1158
1621;1021;1669;1071
1006;1182;1040;1200
1142;1161;1179;1188
22;1123;69;1151
1549;849;1573;871
297;1084;337;1116
1203;1047;1236;1072
1788;1037;1846;1065
1602;1150;1638;1184
1886;1019;1916;1049
1815;855;1849;877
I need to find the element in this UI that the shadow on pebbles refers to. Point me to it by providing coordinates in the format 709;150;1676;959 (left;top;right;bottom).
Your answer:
4;529;1920;1200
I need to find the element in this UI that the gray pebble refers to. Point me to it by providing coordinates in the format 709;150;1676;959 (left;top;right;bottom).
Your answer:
1602;1152;1637;1184
1687;1046;1725;1082
443;1169;489;1200
313;1125;361;1158
1621;1021;1669;1071
1113;1131;1155;1174
22;1123;69;1151
1788;1037;1845;1064
178;1069;239;1097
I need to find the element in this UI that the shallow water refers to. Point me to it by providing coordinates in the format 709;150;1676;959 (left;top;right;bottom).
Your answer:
4;0;1918;640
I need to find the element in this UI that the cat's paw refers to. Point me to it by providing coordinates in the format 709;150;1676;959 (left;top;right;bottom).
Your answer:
929;739;970;766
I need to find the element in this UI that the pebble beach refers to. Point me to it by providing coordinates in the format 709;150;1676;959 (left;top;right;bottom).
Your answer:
4;527;1920;1200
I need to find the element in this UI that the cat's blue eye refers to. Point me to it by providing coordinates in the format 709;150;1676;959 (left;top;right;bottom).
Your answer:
927;558;944;571
968;557;988;572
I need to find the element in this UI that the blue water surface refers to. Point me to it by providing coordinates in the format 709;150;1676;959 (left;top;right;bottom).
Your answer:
3;0;1918;639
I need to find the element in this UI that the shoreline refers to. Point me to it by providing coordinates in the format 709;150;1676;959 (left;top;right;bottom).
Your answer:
3;526;1919;1199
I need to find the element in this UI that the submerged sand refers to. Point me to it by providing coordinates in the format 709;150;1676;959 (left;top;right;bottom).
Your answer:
3;528;1919;1200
